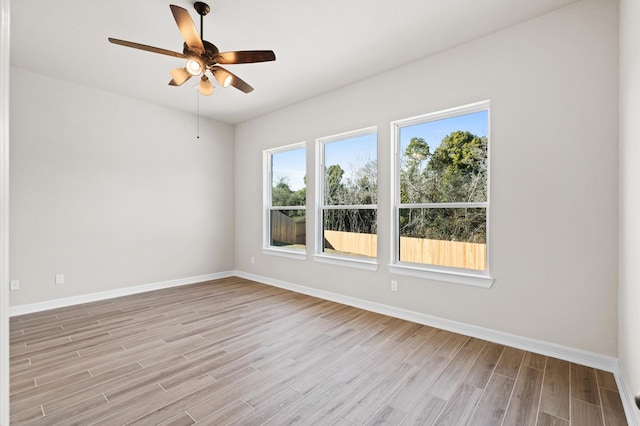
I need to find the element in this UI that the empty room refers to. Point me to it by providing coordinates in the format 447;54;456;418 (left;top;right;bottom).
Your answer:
1;0;639;424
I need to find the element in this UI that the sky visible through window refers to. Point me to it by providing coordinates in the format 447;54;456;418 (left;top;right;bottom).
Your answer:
272;111;486;192
324;133;377;187
272;147;306;191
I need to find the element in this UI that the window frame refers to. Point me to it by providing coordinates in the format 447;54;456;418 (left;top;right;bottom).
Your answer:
389;101;494;287
314;126;379;271
262;142;307;260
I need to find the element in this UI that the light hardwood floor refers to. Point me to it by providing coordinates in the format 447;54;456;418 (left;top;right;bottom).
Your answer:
10;277;628;425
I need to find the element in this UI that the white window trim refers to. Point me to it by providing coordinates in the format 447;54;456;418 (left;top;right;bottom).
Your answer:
262;247;307;260
390;100;494;287
314;253;379;271
315;126;379;269
263;142;307;258
388;264;494;288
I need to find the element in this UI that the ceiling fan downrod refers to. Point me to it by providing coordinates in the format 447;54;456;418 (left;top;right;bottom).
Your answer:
194;2;210;40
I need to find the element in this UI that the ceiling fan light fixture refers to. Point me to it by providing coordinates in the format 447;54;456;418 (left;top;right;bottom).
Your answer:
214;68;233;88
186;58;203;76
169;67;191;85
199;75;214;96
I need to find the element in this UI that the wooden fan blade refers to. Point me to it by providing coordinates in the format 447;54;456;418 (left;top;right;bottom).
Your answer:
214;50;276;64
211;66;254;93
169;5;205;55
169;68;192;86
108;38;187;59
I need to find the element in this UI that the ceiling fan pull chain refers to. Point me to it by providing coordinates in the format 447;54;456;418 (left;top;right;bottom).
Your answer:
196;90;200;139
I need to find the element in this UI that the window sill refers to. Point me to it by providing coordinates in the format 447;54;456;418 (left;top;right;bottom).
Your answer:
388;263;494;288
313;253;379;271
262;247;307;261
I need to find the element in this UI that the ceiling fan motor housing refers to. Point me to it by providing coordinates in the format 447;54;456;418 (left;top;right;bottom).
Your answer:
191;40;220;66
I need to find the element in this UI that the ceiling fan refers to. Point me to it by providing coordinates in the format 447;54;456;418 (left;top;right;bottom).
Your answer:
108;2;276;96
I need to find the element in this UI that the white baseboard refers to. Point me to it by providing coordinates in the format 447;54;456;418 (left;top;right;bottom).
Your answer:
9;271;235;317
615;362;640;426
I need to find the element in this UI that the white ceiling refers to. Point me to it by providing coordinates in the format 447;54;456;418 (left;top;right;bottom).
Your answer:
10;0;580;124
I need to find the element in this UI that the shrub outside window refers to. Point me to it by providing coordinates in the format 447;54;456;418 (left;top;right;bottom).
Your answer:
316;127;377;266
263;143;306;255
391;101;492;286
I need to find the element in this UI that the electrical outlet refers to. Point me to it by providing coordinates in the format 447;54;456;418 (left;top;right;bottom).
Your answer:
55;274;65;285
391;280;398;292
251;256;255;264
10;280;19;291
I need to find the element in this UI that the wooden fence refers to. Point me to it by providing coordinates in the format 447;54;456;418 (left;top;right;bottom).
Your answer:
399;236;486;270
324;230;377;257
271;211;305;246
323;230;486;270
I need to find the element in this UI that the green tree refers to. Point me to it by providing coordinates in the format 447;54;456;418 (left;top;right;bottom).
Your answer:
323;162;377;234
325;164;346;205
272;177;306;221
428;131;487;203
272;177;305;207
400;131;487;243
405;137;431;164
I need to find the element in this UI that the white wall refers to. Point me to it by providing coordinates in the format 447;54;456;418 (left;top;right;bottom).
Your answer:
9;68;235;306
0;0;9;422
235;0;619;356
619;0;640;411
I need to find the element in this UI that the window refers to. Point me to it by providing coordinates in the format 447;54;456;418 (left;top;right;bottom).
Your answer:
391;101;493;287
316;127;378;269
263;143;306;257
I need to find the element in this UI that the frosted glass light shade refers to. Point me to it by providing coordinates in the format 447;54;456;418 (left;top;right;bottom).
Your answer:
199;75;214;96
169;67;191;85
186;59;203;76
214;68;233;88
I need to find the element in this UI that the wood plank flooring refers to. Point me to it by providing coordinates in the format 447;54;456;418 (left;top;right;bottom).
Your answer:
9;277;628;425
